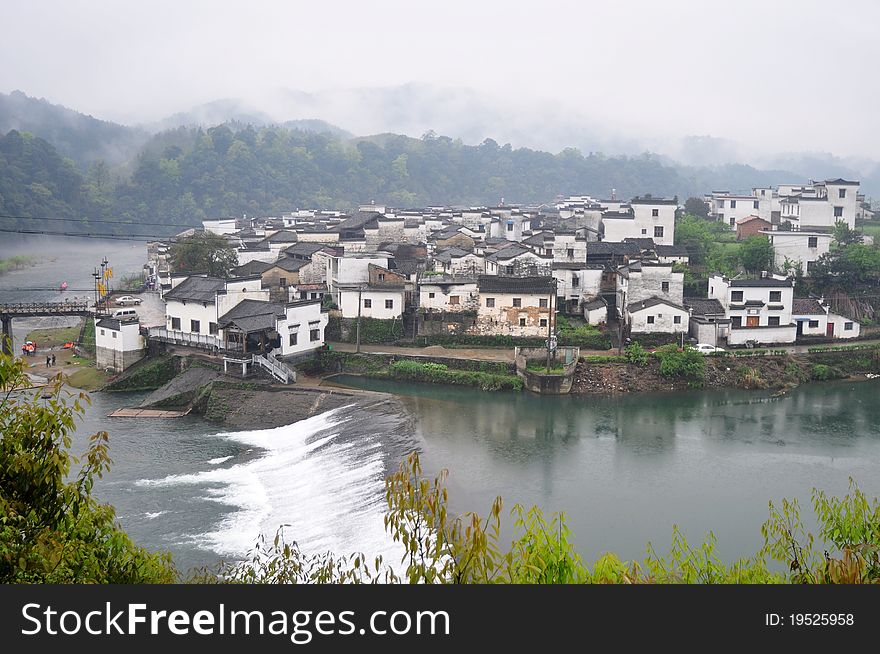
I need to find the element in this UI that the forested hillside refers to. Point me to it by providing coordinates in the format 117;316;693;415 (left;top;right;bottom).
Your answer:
0;121;807;235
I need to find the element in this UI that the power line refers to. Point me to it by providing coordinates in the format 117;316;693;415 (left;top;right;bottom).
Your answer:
0;212;201;230
0;226;170;241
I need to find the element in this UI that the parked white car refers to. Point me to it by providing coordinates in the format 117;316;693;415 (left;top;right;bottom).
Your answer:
693;343;725;355
115;295;142;306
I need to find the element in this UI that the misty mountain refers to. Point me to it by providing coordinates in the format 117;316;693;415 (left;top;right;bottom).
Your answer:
0;90;149;168
144;98;353;139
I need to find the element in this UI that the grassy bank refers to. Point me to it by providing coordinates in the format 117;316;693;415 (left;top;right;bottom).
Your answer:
103;354;178;392
65;366;111;391
0;254;37;275
312;351;523;391
25;324;81;349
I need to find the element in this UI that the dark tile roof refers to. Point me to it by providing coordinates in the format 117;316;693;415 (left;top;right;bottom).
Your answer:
96;318;123;330
587;241;640;256
684;298;725;316
269;258;310;273
627;296;687;313
623;237;657;250
419;275;477;286
218;299;284;332
283;242;324;258
164;276;226;303
792;298;825;315
729;278;793;287
582;298;607;310
656;245;689;256
629;197;677;205
231;260;273;277
260;230;299;243
433;247;473;262
477;275;555;294
486;244;547;262
824;178;859;185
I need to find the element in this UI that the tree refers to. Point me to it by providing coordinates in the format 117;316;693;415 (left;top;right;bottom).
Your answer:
832;220;864;248
684;196;709;218
169;231;238;277
739;235;774;274
0;350;176;582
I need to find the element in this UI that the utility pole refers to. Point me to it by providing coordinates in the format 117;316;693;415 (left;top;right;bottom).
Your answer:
355;284;363;353
546;290;554;372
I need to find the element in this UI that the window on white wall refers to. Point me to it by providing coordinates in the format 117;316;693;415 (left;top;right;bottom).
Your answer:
652;209;659;217
844;322;854;331
647;316;655;324
674;315;681;324
385;299;393;309
834;206;843;217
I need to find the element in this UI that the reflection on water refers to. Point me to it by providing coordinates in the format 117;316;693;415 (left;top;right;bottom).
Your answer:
331;375;880;563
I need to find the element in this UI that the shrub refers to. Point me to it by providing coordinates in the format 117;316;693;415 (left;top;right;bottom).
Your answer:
388;360;523;391
653;345;706;386
812;364;832;381
625;342;649;367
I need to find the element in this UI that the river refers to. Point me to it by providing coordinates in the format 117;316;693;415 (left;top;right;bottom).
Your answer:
4;235;880;575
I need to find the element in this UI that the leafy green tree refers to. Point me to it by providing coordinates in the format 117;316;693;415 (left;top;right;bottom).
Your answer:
169;231;238;277
684;196;709;218
832;219;864;248
739;235;774;274
0;350;176;583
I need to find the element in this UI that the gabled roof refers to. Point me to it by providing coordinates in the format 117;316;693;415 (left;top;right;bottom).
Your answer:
268;258;310;273
824;178;859;185
433;247;474;263
655;244;689;256
623;237;657;250
735;214;770;225
586;241;640;256
419;275;477;286
627;296;687;313
283;242;325;258
729;278;793;287
684;298;725;316
792;298;825;315
477;275;555;294
231;260;273;277
582;297;607;311
218;299;284;333
486;244;546;262
164;276;226;303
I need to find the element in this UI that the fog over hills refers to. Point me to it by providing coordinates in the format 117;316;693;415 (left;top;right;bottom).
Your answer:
1;85;878;197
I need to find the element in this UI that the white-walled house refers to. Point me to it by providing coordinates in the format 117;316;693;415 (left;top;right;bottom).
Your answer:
215;298;328;360
708;274;796;345
552;263;604;314
626;297;689;334
475;275;556;337
433;247;485;276
601;197;676;245
418;277;479;313
279;300;329;359
616;262;684;318
485;245;552;276
162;275;269;339
582;298;608;326
94;318;146;372
763;230;832;276
792;298;860;340
337;285;405;319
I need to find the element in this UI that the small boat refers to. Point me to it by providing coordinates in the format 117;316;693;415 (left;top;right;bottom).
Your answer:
59;281;68;291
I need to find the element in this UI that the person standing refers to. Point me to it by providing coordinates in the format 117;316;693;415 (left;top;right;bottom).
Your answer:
46;355;51;368
51;354;56;366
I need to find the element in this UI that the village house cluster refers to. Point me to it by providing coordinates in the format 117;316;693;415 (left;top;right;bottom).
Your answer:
98;179;869;375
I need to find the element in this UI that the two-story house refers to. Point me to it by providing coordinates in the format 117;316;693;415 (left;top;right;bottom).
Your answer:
708;274;796;345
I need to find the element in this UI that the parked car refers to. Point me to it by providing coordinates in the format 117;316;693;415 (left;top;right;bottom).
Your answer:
115;295;142;306
693;343;725;355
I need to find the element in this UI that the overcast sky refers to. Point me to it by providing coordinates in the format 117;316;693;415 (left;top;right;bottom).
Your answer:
2;0;878;158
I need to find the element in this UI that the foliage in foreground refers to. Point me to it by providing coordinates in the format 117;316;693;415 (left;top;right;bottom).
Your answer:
3;347;878;584
0;351;176;583
203;453;879;585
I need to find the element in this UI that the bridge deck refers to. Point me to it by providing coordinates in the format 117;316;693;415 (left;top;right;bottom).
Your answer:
0;302;92;318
